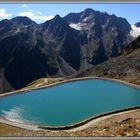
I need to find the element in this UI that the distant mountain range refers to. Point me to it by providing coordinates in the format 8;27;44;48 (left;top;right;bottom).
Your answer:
0;8;140;93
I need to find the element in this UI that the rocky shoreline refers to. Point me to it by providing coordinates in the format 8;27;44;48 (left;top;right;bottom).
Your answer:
1;76;140;98
0;108;140;137
38;107;140;131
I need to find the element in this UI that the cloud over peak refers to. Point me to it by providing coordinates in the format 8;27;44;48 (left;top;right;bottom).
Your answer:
18;11;54;23
0;8;12;19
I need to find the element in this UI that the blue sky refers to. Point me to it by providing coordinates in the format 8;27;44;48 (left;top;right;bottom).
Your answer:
0;4;140;24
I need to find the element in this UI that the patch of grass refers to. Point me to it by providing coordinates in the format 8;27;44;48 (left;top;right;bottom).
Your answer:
23;77;64;90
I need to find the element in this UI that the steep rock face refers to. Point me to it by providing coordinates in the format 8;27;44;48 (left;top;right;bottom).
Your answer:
77;35;140;85
0;9;134;92
0;25;49;89
41;15;81;72
64;8;132;66
0;16;81;91
0;17;53;90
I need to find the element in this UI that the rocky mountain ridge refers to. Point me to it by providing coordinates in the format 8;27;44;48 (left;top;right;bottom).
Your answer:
0;8;138;92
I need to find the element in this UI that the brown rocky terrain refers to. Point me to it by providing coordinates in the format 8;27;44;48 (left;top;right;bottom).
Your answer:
0;109;140;137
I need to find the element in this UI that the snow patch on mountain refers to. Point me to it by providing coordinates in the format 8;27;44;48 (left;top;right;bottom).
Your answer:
130;25;140;38
83;17;88;22
69;23;82;30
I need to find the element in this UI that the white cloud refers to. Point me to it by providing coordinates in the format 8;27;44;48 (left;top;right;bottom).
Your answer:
22;4;28;8
37;11;42;15
0;8;12;19
18;11;54;23
130;25;140;38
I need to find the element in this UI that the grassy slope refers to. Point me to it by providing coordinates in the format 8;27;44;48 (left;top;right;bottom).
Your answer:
23;77;64;90
78;48;140;85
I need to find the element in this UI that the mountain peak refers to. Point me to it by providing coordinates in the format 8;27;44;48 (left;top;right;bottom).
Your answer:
0;19;11;25
42;14;69;33
83;8;95;15
0;8;134;93
11;16;35;26
54;14;61;20
0;19;12;28
84;8;94;12
49;14;62;23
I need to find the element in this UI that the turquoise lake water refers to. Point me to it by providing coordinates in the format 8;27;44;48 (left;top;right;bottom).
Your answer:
0;79;140;126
